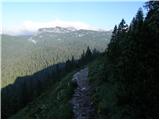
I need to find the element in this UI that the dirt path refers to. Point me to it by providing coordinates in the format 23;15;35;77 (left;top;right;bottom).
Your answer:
70;67;95;119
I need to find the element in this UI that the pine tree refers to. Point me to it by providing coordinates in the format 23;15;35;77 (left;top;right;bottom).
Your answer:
104;1;158;118
86;46;92;57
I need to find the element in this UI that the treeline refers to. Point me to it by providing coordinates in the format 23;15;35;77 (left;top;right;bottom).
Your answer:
1;46;99;118
103;1;158;118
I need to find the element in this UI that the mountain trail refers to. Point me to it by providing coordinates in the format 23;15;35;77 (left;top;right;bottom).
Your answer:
70;67;95;119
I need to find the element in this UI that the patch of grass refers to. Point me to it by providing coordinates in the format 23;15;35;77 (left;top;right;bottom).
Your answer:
11;71;76;119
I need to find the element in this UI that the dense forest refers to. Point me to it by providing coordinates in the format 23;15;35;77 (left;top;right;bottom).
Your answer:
89;1;159;118
1;29;111;87
1;46;99;118
1;0;159;119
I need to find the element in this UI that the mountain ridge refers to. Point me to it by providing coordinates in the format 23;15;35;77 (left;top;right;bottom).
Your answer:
3;26;112;36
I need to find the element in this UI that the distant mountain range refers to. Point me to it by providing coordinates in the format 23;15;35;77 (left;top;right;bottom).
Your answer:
1;26;112;87
38;26;77;33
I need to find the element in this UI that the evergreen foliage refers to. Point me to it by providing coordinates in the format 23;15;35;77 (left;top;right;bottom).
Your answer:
1;46;98;118
1;1;159;119
95;1;159;118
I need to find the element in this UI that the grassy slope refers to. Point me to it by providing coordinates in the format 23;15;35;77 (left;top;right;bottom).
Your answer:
88;56;133;119
11;71;76;119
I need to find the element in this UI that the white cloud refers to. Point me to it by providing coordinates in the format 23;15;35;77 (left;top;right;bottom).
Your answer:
3;19;100;35
22;19;95;31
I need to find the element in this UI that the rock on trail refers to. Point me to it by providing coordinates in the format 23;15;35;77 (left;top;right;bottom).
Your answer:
70;67;95;119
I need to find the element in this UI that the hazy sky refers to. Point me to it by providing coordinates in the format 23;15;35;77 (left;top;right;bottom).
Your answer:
2;1;146;34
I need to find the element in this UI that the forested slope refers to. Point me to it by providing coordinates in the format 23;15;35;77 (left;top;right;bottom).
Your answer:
1;29;111;87
2;46;98;118
2;1;158;119
10;71;76;119
88;1;159;118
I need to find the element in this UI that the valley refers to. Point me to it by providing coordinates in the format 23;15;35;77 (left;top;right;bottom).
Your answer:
1;27;111;87
1;1;159;119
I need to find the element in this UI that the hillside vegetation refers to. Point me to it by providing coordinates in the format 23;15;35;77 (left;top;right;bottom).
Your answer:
2;46;98;118
88;1;158;118
10;71;76;119
2;28;111;87
1;1;158;119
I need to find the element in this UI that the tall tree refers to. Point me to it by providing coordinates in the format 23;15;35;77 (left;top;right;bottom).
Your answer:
104;1;159;118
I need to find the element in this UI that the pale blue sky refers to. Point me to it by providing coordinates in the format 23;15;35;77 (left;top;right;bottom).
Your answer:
2;1;146;33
